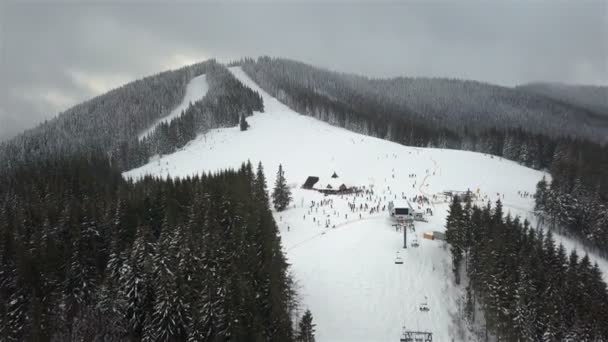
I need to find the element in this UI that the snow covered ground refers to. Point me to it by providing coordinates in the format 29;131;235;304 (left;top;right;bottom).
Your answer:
138;74;209;140
124;67;607;341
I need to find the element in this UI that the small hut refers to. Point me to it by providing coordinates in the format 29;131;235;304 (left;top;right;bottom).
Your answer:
423;231;446;241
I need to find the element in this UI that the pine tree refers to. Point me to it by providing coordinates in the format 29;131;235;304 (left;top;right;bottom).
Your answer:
296;309;316;342
445;195;464;283
272;164;292;211
254;162;269;204
149;224;188;341
535;176;548;212
120;225;155;337
240;114;250;131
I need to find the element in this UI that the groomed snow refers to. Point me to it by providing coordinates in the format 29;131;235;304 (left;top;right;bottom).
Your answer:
124;66;607;341
138;74;209;140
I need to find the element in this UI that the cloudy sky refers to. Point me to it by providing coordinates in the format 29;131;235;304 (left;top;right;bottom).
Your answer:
0;1;606;141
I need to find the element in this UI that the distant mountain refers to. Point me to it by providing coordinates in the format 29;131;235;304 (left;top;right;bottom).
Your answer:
517;82;608;117
2;56;607;177
240;57;608;145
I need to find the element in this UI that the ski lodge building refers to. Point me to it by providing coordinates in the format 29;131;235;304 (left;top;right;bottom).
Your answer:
302;172;357;194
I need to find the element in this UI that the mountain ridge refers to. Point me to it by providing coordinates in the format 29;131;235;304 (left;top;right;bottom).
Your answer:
516;82;608;117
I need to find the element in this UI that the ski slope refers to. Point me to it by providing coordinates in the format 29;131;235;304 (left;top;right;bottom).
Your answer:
138;74;209;140
124;66;606;341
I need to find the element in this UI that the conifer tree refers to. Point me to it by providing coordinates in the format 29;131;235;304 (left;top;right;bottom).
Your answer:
296;309;316;342
535;176;548;212
240;114;250;131
272;164;292;211
445;195;464;283
255;162;269;204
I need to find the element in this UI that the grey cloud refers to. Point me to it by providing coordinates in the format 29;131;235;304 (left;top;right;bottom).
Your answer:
1;1;606;141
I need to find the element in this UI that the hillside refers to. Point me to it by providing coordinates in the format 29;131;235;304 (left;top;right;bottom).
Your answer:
517;82;608;117
0;60;263;172
240;57;608;145
125;67;608;341
238;58;608;255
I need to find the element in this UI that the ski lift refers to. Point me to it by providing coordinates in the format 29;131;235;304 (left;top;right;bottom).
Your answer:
419;296;430;312
411;238;419;248
394;251;404;265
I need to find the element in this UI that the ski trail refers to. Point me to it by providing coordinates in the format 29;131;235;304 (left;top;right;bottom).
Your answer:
418;157;439;196
285;215;386;252
138;74;209;141
418;157;440;211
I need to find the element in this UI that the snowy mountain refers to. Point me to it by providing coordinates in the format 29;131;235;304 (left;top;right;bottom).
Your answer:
240;57;608;144
125;67;608;342
1;56;607;341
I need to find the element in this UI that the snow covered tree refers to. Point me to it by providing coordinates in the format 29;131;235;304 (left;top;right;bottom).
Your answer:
148;224;188;341
240;114;250;131
272;164;292;211
119;225;155;337
535;176;548;212
445;195;464;283
255;162;269;203
296;309;316;342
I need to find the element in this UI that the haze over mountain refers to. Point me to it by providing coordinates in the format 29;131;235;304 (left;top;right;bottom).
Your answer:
517;83;608;117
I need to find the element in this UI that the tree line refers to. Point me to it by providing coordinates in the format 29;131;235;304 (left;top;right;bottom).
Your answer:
445;194;608;341
534;141;608;257
0;151;304;341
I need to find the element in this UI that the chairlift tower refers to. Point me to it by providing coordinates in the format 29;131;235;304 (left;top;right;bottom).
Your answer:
403;223;407;249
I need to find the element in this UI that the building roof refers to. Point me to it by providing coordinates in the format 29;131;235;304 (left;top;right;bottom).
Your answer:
303;176;320;188
314;177;345;190
392;200;413;209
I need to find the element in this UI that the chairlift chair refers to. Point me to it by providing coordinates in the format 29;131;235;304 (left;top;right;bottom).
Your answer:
394;251;404;265
419;296;430;312
411;238;420;248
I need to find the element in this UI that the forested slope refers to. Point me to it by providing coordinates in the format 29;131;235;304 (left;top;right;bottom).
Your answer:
445;195;608;341
517;83;608;117
239;57;608;144
0;60;263;172
0;152;295;341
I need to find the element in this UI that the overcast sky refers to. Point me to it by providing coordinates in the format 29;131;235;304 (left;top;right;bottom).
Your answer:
1;1;606;141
